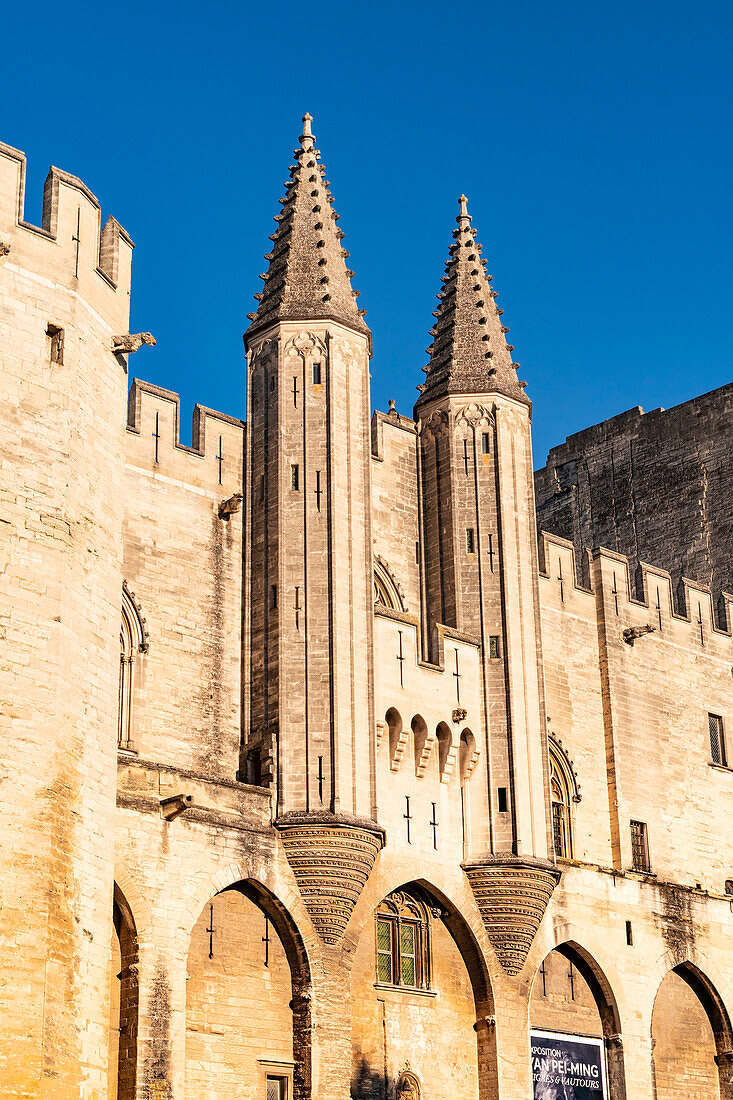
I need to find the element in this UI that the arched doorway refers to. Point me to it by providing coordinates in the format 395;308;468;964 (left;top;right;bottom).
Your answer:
351;880;494;1099
530;943;626;1099
185;881;311;1100
108;884;139;1099
651;963;733;1100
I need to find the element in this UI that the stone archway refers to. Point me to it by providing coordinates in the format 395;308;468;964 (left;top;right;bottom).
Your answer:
109;883;139;1100
350;878;496;1100
530;941;627;1100
184;879;311;1100
651;961;733;1100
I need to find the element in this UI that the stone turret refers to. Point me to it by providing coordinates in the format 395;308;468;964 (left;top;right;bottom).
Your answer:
415;196;558;974
243;116;382;948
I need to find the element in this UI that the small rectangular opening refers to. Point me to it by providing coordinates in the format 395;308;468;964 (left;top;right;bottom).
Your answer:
481;431;490;454
266;1076;288;1100
46;323;64;365
709;713;726;766
466;528;475;554
489;636;500;659
630;820;650;873
626;920;633;946
497;787;508;813
269;375;276;392
269;585;277;610
415;541;420;563
291;464;299;491
313;362;322;385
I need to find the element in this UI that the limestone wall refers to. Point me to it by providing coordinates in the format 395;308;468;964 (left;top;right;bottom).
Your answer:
0;140;132;1097
123;379;245;780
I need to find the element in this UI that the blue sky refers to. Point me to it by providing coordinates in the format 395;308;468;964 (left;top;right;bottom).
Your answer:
4;0;732;464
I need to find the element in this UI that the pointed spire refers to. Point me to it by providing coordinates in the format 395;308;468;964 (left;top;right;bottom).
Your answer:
245;114;369;343
416;195;528;409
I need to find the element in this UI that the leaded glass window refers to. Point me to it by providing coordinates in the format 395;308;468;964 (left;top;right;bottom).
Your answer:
374;891;431;990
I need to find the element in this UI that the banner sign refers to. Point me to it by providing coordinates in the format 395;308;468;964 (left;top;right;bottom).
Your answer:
531;1030;608;1099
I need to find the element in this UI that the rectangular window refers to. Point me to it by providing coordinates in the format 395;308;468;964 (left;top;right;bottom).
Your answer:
466;528;475;554
47;323;64;364
376;919;393;983
481;431;490;454
291;464;299;491
552;801;566;857
630;820;650;872
497;787;508;813
399;923;416;986
626;921;633;946
489;636;500;659
266;1077;287;1100
312;361;322;385
709;713;726;765
270;585;277;610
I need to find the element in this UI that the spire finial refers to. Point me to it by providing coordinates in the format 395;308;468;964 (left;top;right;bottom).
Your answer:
300;113;314;146
459;194;469;218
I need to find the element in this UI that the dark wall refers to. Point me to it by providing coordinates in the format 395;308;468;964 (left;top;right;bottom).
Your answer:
534;383;733;618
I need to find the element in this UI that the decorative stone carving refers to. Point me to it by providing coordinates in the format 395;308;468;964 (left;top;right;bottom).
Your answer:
111;332;156;355
463;857;561;975
277;816;383;944
218;493;243;520
623;623;656;645
283;331;327;360
455;402;494;427
0;242;10;257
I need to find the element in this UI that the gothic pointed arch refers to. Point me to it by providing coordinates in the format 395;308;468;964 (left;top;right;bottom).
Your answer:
374;555;407;612
110;882;139;1100
531;940;627;1100
548;735;580;859
119;582;148;751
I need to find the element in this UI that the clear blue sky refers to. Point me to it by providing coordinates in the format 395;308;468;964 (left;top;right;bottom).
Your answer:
4;0;732;465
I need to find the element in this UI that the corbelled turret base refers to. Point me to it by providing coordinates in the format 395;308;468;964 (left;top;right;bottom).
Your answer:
463;857;561;975
277;813;384;945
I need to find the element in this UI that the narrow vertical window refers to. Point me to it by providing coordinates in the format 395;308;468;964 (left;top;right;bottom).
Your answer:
269;375;276;392
497;787;508;813
269;585;277;610
46;323;64;364
312;361;322;385
709;713;726;766
626;921;633;946
291;464;299;491
481;431;490;454
489;636;500;659
466;528;475;554
630;820;650;872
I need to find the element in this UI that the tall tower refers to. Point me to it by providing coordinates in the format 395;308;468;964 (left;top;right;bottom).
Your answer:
243;116;382;945
0;143;132;1095
415;196;559;975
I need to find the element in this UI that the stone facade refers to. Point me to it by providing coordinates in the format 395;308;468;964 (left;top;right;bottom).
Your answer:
1;118;732;1100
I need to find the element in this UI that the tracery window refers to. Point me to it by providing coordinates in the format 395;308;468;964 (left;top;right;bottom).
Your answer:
375;891;431;990
548;738;578;859
119;583;148;751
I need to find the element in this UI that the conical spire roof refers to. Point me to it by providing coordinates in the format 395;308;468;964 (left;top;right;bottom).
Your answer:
245;114;369;344
416;196;528;409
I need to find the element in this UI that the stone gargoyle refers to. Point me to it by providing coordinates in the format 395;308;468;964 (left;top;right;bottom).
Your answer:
111;332;156;355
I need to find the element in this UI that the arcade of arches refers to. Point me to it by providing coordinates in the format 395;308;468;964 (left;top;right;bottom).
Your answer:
106;888;732;1100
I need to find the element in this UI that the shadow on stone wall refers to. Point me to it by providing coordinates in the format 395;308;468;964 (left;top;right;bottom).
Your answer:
351;1056;391;1100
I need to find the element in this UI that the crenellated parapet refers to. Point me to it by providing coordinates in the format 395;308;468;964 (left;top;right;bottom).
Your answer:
126;378;244;493
0;140;133;332
539;529;733;650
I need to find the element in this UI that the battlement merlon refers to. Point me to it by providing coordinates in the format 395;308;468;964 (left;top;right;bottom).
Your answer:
0;141;133;329
538;529;733;644
126;378;245;492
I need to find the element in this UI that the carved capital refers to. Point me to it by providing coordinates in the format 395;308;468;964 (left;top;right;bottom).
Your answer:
463;857;561;975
